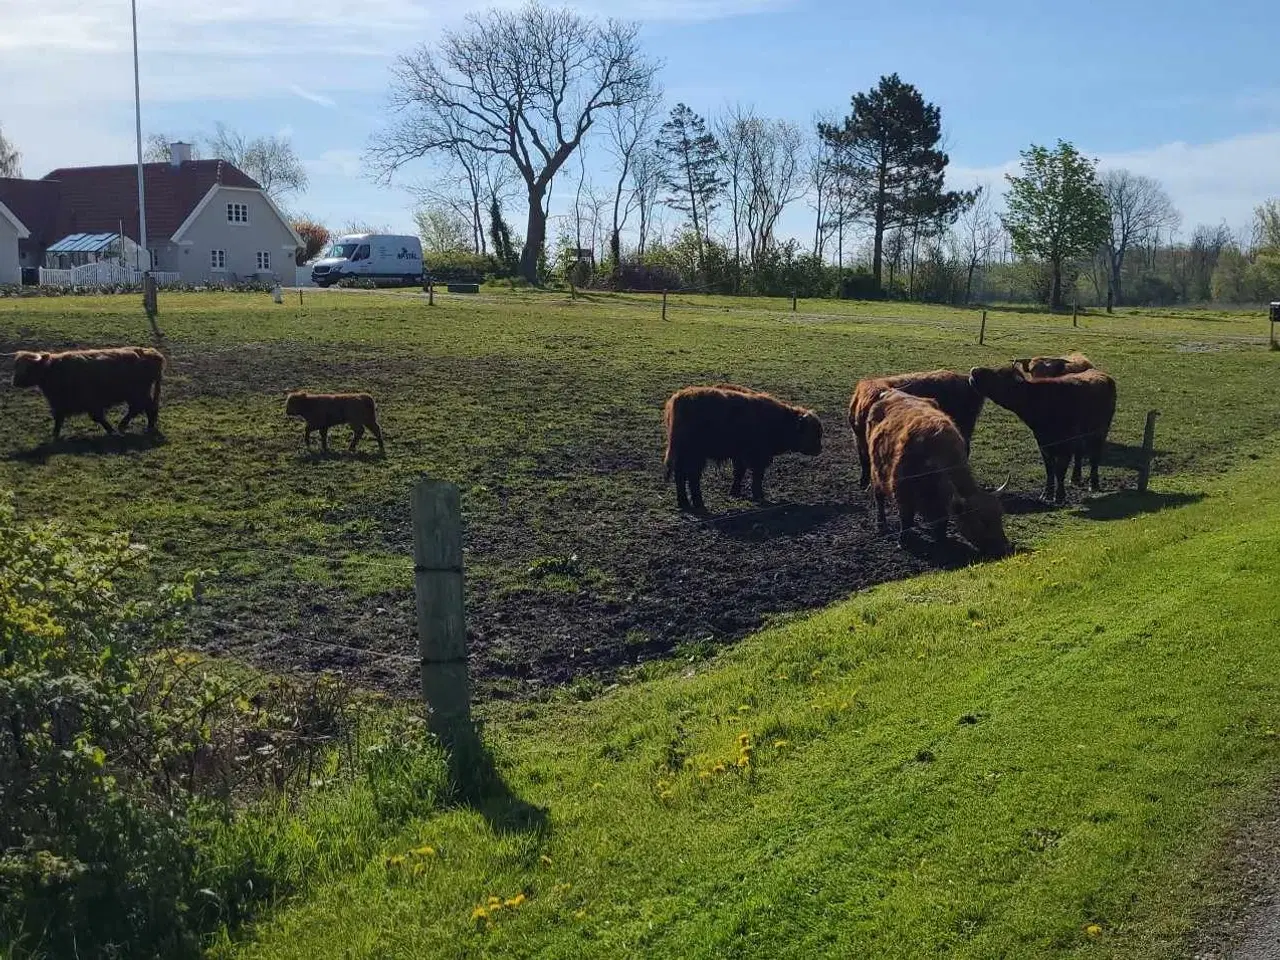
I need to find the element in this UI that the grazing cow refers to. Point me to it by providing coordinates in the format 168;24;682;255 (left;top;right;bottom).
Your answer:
285;391;385;454
1012;352;1094;379
663;384;822;513
11;346;164;438
848;370;985;489
866;389;1010;556
968;364;1117;503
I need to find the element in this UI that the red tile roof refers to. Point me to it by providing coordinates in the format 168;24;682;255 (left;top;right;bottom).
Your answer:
0;160;263;249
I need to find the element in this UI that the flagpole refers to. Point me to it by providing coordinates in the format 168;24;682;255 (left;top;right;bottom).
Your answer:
131;0;147;272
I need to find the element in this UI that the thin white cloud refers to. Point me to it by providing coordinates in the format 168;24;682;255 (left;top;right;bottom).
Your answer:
289;86;337;109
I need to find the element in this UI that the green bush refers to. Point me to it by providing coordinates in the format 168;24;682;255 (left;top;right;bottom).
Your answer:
0;496;451;958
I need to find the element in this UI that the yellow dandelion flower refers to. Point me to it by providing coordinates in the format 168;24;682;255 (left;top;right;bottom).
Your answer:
657;779;670;790
487;896;502;907
386;854;406;867
539;854;553;866
1085;924;1102;937
659;790;674;801
411;845;436;857
774;739;789;749
736;732;751;745
505;894;527;908
471;906;488;922
712;763;727;774
736;756;750;768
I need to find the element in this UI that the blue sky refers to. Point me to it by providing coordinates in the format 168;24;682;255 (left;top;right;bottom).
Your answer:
4;0;1279;246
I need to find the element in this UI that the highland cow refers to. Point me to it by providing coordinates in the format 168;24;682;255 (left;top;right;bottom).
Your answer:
968;364;1117;503
285;391;385;454
663;385;822;513
866;389;1010;556
848;370;984;489
11;346;164;438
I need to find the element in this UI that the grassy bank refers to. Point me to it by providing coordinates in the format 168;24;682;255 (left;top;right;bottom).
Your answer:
221;447;1280;959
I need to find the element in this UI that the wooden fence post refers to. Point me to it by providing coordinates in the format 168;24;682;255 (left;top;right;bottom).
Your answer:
792;290;798;312
298;287;303;306
1137;410;1159;493
1072;302;1079;327
662;288;668;321
979;310;987;346
428;279;435;307
412;480;471;745
142;273;161;340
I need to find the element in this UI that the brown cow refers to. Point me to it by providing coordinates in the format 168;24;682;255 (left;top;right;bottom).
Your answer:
848;370;984;489
866;389;1010;556
968;364;1117;503
12;346;164;438
1012;352;1093;379
285;391;385;454
663;385;822;513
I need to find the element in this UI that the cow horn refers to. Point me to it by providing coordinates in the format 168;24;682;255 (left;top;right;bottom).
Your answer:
993;474;1010;495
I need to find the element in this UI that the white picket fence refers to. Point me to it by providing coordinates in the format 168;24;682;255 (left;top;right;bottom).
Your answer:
39;262;181;288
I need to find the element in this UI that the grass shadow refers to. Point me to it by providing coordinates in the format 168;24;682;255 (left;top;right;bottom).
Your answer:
1102;440;1170;471
443;721;549;838
896;529;988;569
705;500;860;542
8;431;167;464
999;493;1060;516
1073;489;1205;522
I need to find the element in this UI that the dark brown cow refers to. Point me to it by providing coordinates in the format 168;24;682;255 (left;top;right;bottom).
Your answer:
285;391;385;454
848;370;985;489
12;346;164;437
1012;352;1094;378
866;389;1010;556
663;385;822;513
968;364;1117;503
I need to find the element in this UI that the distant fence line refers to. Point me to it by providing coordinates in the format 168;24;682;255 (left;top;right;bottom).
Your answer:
38;263;182;289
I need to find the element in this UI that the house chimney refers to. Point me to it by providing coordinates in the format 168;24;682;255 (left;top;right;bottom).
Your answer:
169;141;192;168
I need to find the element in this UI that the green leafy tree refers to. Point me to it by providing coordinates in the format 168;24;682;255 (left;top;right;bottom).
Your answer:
656;103;724;271
818;74;972;295
1002;140;1110;310
415;203;471;254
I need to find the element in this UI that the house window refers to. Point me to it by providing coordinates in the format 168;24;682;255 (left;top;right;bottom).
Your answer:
211;249;226;270
227;202;249;224
256;251;271;271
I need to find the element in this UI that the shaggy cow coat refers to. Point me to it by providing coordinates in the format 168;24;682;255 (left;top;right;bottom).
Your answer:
285;391;385;454
663;385;822;513
1013;352;1094;379
968;365;1117;503
11;346;164;437
866;389;1010;556
848;370;984;490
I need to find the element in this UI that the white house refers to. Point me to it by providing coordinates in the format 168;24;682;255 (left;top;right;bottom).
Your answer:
0;143;301;285
0;199;29;285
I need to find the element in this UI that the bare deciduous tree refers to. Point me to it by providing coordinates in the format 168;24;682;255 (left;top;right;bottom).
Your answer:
628;146;663;257
718;107;805;277
1101;169;1180;307
206;123;308;202
0;124;21;178
371;3;658;283
415;202;473;253
604;90;661;267
807;114;838;259
955;185;1001;303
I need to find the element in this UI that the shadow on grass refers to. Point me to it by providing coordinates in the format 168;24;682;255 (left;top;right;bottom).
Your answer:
895;529;991;568
1000;493;1059;517
704;500;860;541
297;448;388;464
443;721;548;838
1073;489;1205;522
8;431;167;464
1102;440;1170;471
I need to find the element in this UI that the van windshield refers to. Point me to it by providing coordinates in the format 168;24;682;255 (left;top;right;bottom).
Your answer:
326;243;359;259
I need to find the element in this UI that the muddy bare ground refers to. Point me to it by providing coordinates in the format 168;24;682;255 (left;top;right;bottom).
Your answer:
0;334;1134;702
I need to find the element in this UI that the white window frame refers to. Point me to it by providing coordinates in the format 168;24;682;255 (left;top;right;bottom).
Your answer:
256;251;272;271
226;202;249;225
210;249;227;271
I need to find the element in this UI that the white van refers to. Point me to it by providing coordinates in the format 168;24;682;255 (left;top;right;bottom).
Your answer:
310;234;424;287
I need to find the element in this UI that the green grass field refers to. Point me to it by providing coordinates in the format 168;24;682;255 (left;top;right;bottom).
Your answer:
3;289;1280;956
1;289;1277;699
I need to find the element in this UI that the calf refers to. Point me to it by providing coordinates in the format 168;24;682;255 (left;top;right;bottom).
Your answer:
663;384;822;513
11;346;164;438
968;365;1117;503
285;391;385;454
866;389;1010;556
848;370;984;489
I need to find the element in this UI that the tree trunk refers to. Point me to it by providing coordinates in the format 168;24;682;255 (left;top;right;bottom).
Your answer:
1109;248;1125;306
520;190;547;284
1050;260;1063;310
965;261;976;304
871;162;888;295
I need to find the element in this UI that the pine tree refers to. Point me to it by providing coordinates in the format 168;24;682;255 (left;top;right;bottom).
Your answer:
655;104;724;271
818;74;971;295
